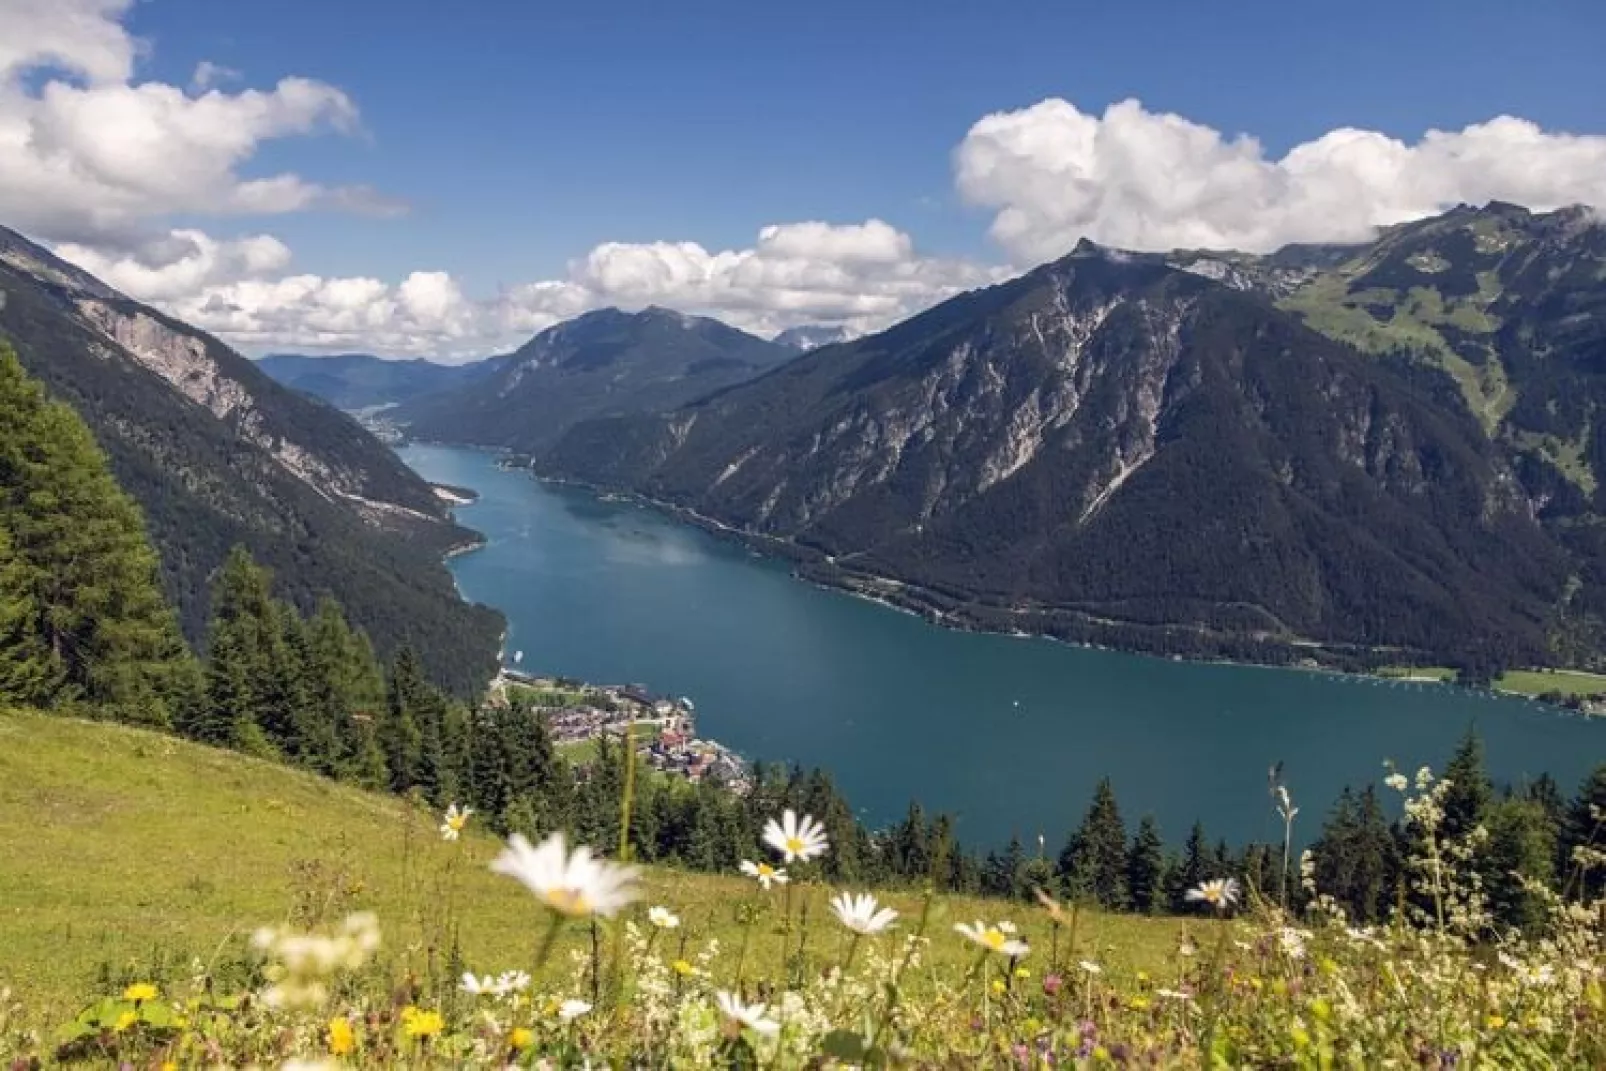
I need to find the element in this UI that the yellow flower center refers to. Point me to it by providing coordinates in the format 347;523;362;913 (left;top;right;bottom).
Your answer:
785;836;805;855
982;928;1006;950
757;863;775;877
447;814;467;831
544;887;593;915
1204;887;1222;904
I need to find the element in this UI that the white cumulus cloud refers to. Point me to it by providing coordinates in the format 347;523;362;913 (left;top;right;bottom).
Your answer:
0;0;393;247
955;97;1606;264
51;220;999;359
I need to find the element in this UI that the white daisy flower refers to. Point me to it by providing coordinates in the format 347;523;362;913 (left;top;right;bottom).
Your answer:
489;832;640;918
829;892;899;936
440;803;473;842
558;999;592;1021
954;920;1030;957
739;859;789;889
1078;960;1102;975
715;990;780;1036
762;809;829;864
647;906;681;929
1184;877;1241;912
460;972;496;996
494;969;531;996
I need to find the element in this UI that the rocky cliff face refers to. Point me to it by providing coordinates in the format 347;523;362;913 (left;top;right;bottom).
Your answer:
544;241;1566;665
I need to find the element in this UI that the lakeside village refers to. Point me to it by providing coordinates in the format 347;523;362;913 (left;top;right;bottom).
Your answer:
486;667;752;792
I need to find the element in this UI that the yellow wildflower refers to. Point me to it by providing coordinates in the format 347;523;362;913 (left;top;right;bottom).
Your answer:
1128;996;1151;1011
1136;970;1150;984
672;959;695;977
1485;1013;1506;1030
990;979;1006;996
509;1026;534;1050
401;1005;445;1040
328;1016;355;1055
1291;1025;1312;1050
114;1010;138;1032
161;1063;177;1071
1014;966;1030;980
123;982;158;1003
1310;997;1332;1024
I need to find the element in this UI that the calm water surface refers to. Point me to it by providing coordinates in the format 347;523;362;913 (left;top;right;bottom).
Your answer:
402;444;1604;849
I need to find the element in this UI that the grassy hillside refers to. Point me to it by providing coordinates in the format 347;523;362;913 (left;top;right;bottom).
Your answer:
0;710;1186;1015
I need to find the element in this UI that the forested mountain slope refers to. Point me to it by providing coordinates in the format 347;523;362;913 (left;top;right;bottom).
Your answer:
542;239;1571;667
256;352;512;409
0;227;499;694
398;306;796;452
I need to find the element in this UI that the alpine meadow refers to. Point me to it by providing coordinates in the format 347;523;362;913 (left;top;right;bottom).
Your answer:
3;1;1606;1067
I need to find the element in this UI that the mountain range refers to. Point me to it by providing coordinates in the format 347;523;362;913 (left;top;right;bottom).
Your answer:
255;352;513;409
520;204;1606;670
395;306;796;453
0;225;501;695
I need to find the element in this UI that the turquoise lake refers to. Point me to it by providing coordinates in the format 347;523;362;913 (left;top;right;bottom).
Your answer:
401;443;1604;851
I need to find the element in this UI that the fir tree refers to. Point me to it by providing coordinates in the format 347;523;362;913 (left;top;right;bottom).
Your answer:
1126;815;1165;913
1441;729;1492;843
0;343;188;721
1484;796;1556;930
1560;764;1606;901
1059;778;1129;909
0;524;60;705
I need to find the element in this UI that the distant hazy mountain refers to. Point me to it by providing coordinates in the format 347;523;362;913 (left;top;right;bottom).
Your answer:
0;224;501;694
542;217;1600;669
397;306;796;453
256;352;511;409
774;324;857;352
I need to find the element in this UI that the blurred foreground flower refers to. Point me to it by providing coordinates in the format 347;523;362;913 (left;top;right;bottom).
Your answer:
490;831;640;918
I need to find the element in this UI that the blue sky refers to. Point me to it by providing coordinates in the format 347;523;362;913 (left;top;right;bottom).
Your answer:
130;0;1606;288
7;0;1606;356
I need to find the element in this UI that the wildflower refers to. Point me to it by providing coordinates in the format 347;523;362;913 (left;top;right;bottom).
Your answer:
122;982;158;1003
672;958;696;977
114;1010;138;1032
439;802;473;841
1184;877;1241;911
1385;771;1409;792
460;972;497;996
739;859;789;889
647;905;681;929
1485;1014;1506;1030
990;979;1006;996
829;891;899;935
955;920;1030;957
1078;960;1102;975
1034;886;1069;925
1156;988;1194;1002
716;990;780;1036
508;1026;534;1050
558;999;591;1021
763;809;829;863
327;1016;355;1056
490;832;640;918
1043;974;1063;996
494;969;531;996
1015;966;1031;980
401;1006;445;1040
1128;996;1151;1010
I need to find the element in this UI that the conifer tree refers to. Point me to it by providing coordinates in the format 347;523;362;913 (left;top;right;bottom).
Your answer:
1169;822;1210;911
1126;815;1165;913
0;343;188;722
1058;778;1129;908
1441;729;1493;842
1484;796;1556;930
380;648;426;791
1560;765;1606;901
0;524;60;705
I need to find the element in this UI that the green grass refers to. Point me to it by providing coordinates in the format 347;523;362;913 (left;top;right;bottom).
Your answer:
1374;665;1606;698
0;710;1191;1019
556;723;662;763
1495;668;1606;698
